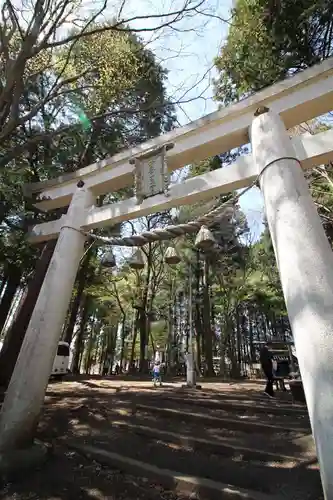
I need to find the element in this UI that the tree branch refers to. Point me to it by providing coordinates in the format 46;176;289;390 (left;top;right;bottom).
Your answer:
38;0;206;51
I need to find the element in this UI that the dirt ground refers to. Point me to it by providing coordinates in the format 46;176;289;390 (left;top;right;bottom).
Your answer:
0;377;322;500
0;378;189;500
1;445;191;500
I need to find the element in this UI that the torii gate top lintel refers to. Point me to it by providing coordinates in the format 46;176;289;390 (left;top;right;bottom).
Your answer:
24;57;333;213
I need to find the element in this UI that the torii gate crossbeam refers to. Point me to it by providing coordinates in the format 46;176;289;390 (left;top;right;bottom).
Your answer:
1;59;333;499
28;127;333;243
24;57;333;212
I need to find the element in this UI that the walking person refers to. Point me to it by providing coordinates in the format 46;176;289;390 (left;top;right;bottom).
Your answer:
152;361;162;387
260;344;275;398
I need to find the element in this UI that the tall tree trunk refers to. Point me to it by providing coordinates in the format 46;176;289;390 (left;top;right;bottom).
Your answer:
119;317;126;373
200;312;205;371
63;249;93;344
185;302;189;353
229;316;240;378
202;258;214;376
0;265;22;334
71;295;89;374
0;241;56;387
2;288;22;334
219;331;227;377
248;307;255;362
194;258;203;372
129;310;139;371
262;311;268;340
99;330;107;374
174;294;180;365
139;309;148;372
138;242;153;374
255;311;261;341
0;272;8;298
91;322;101;373
195;303;202;375
166;297;172;371
236;308;242;365
111;280;127;373
166;283;175;373
271;311;278;336
7;287;27;330
106;326;118;375
85;330;93;375
85;313;97;374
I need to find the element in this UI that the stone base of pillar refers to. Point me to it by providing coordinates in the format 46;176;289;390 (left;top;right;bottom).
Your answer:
181;384;202;390
0;440;49;480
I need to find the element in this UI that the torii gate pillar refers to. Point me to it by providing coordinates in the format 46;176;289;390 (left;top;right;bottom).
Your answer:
0;183;94;452
251;110;333;499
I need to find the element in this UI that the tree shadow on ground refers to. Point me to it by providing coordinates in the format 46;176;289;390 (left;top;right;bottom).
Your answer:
41;389;311;441
0;444;190;500
0;380;322;500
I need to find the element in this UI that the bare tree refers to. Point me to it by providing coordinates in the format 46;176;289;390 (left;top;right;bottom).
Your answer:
0;0;227;168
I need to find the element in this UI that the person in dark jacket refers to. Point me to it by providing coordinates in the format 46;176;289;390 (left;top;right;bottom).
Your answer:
260;344;275;398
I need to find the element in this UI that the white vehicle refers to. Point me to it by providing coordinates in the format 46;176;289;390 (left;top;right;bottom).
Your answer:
51;341;70;378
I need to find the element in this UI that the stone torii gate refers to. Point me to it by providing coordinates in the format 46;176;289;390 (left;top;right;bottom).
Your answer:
1;58;333;497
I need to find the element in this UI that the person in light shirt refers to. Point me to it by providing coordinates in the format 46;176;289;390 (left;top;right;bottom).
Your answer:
152;361;162;387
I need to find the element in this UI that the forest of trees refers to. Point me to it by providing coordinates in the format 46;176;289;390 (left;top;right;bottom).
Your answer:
1;0;333;385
